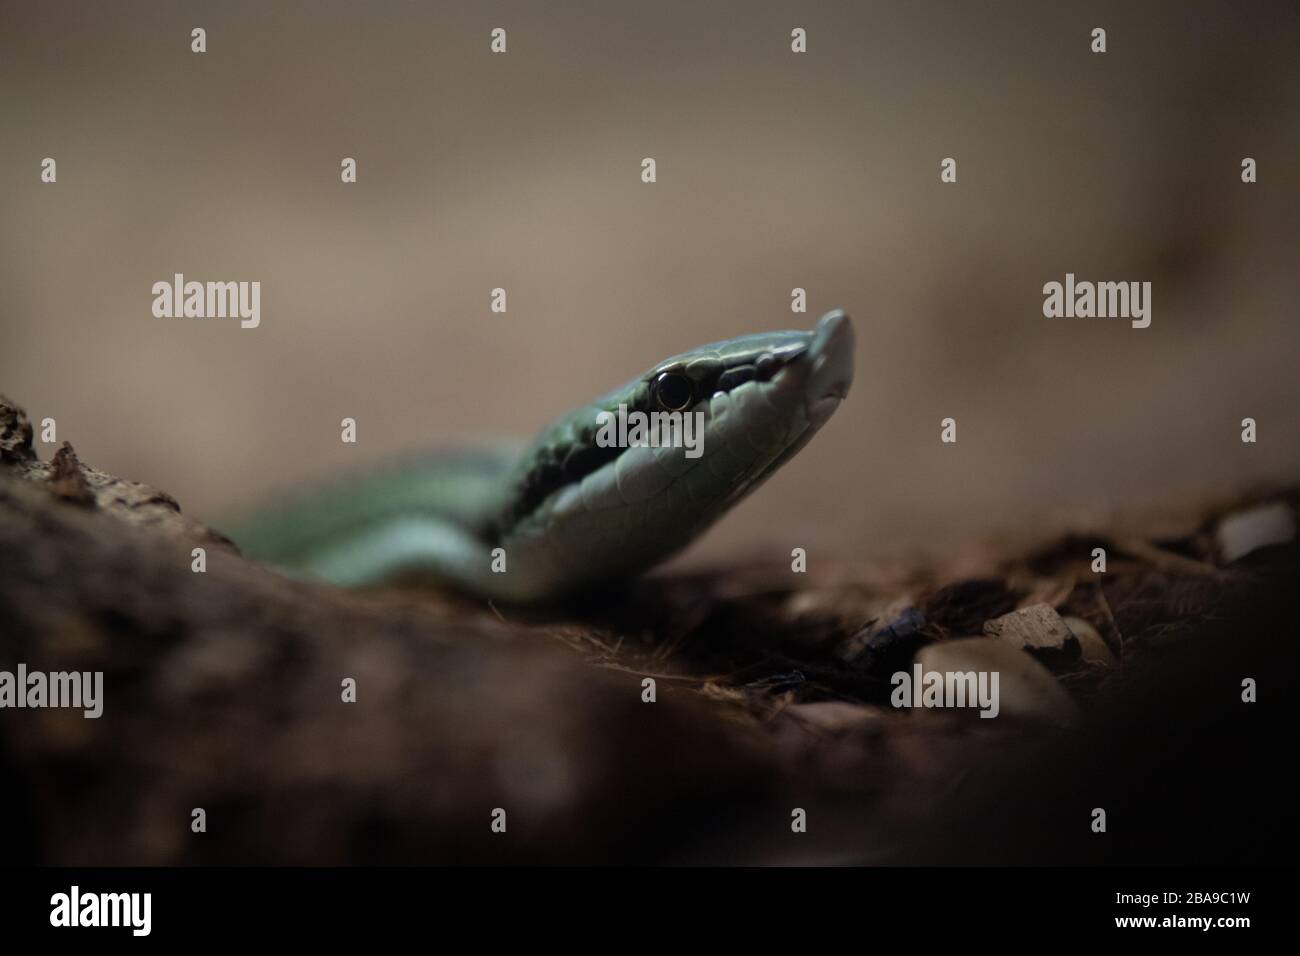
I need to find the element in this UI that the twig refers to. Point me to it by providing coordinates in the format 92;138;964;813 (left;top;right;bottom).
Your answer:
1112;536;1225;579
1095;580;1123;656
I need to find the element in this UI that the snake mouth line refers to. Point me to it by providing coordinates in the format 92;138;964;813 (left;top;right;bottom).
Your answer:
496;311;855;538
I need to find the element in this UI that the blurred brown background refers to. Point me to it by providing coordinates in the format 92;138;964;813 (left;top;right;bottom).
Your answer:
2;0;1297;567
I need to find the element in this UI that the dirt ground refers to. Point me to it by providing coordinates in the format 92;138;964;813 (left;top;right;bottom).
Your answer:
3;393;1296;865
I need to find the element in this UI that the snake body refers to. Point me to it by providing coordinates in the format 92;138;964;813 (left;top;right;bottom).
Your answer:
233;310;855;602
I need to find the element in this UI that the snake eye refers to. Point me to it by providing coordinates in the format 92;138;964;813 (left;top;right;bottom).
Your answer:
653;372;693;411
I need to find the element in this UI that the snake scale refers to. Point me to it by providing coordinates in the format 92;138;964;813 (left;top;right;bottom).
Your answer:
233;310;855;602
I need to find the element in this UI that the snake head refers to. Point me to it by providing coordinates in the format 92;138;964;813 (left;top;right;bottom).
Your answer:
497;310;856;600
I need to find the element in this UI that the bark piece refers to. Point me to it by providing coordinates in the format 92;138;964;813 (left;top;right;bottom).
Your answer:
983;603;1080;667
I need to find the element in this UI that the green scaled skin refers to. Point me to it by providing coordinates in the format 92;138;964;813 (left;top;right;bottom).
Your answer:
232;311;855;603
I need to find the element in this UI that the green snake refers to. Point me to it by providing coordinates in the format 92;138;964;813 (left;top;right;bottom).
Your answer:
233;310;855;602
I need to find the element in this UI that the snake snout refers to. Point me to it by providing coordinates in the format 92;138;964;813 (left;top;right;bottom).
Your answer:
807;309;855;401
